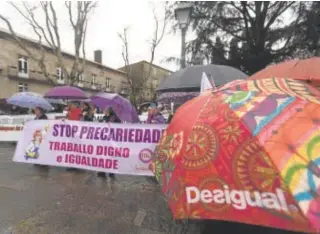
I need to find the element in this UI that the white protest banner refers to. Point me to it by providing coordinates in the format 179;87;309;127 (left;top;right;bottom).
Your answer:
13;120;167;176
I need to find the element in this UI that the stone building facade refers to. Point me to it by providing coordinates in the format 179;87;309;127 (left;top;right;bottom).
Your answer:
0;29;128;99
118;60;172;103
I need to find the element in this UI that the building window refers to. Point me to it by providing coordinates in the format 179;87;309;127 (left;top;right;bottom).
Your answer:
121;88;128;95
152;79;159;88
110;85;115;92
18;56;28;77
77;73;84;87
56;67;64;84
78;73;84;83
105;78;111;89
18;82;28;92
152;67;157;76
91;74;96;86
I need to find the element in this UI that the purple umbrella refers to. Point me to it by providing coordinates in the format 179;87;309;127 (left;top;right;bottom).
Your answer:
91;93;139;123
44;86;88;100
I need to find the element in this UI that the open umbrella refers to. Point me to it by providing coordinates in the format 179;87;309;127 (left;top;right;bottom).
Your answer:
249;57;320;86
91;92;139;123
157;64;247;92
157;91;199;105
45;98;67;105
7;92;53;111
151;78;320;233
44;86;88;100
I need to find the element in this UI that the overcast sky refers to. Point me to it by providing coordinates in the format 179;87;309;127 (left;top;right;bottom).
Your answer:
0;1;196;72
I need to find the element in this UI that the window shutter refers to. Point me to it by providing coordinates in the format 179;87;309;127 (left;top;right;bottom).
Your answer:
24;60;28;73
18;59;22;72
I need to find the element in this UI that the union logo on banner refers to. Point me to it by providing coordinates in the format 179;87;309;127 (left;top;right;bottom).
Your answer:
139;148;153;164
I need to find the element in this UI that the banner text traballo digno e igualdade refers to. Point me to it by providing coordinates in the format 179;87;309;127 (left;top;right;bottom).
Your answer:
13;120;167;176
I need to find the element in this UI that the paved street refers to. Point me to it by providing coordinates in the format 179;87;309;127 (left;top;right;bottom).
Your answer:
0;143;303;234
0;143;187;234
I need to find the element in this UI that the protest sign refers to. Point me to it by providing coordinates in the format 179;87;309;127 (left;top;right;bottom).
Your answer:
13;120;167;176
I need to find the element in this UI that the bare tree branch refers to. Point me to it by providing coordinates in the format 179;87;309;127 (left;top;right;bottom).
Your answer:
0;9;55;84
118;27;132;85
119;4;168;105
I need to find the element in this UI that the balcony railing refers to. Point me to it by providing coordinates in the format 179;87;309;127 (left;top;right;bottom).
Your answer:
105;85;116;93
76;80;103;90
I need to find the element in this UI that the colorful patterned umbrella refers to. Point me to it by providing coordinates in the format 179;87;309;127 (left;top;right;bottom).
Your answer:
249;57;320;88
151;78;320;233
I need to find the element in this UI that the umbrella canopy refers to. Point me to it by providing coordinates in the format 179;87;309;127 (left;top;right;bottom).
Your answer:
157;91;199;105
91;92;139;123
44;86;88;100
249;57;320;83
157;64;248;92
139;102;152;109
45;98;67;105
151;78;320;233
7;92;53;111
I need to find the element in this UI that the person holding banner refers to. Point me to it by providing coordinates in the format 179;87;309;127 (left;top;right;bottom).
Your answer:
97;107;120;178
67;102;82;121
81;103;94;122
33;107;49;169
146;104;166;124
66;102;82;172
34;107;48;120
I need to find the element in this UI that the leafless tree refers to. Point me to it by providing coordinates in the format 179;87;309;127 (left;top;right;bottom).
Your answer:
118;5;169;106
0;1;97;85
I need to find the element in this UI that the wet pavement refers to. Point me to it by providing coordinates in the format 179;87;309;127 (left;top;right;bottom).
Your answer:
0;143;303;234
0;143;194;234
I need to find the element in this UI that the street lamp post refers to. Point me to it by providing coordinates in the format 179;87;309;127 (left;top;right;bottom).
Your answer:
316;22;320;56
315;5;320;56
175;3;192;69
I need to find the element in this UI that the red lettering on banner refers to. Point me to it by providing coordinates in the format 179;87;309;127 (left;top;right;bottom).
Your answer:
98;158;104;167
81;156;87;165
67;143;73;152
49;141;54;150
50;142;94;154
95;145;130;158
60;142;66;151
0;126;23;131
113;160;118;169
64;154;119;169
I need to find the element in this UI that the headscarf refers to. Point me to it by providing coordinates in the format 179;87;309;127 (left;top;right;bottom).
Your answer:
146;105;165;124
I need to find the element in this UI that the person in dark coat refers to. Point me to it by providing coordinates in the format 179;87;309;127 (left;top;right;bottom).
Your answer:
81;102;94;122
34;107;48;120
102;107;121;123
33;107;48;169
146;104;166;124
167;112;174;124
97;107;121;178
